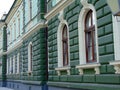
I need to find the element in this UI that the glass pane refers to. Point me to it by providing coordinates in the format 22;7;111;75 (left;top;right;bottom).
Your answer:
62;25;68;66
87;32;93;61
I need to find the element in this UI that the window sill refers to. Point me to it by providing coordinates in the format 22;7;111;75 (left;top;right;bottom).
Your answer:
76;63;101;75
55;66;71;76
110;61;120;74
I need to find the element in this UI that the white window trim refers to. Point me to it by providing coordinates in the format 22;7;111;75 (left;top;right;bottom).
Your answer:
57;10;70;68
112;16;120;61
109;16;120;74
28;42;32;73
10;57;12;74
76;0;100;74
17;53;20;74
13;55;16;74
56;10;71;75
78;1;99;65
7;59;9;74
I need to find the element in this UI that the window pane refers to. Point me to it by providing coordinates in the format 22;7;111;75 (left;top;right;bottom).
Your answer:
62;25;68;66
85;10;96;62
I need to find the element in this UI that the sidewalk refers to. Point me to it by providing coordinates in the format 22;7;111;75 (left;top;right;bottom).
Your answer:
0;87;14;90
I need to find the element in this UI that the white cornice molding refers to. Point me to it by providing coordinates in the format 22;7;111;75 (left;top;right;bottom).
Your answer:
7;39;23;54
22;22;47;40
5;0;22;24
44;0;75;20
7;22;47;54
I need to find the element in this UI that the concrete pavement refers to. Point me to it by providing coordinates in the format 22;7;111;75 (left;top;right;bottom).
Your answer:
0;87;14;90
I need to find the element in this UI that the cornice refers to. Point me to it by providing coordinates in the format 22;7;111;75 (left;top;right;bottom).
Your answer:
44;0;75;20
7;21;47;54
7;39;23;54
5;0;22;24
22;22;47;40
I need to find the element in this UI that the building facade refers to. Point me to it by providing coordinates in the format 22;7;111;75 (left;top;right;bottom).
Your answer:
45;0;120;90
0;0;47;90
0;0;120;90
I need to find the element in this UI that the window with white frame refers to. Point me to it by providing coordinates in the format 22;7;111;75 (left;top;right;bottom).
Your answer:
7;59;9;74
13;56;16;74
14;23;16;40
78;2;99;65
57;21;70;67
18;18;20;37
10;26;12;43
112;16;120;61
28;42;33;72
28;0;32;20
52;0;61;6
17;53;20;74
10;57;13;74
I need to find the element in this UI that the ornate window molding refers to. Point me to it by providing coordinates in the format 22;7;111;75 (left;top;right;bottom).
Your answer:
55;11;71;75
76;0;100;74
110;61;120;74
109;16;120;74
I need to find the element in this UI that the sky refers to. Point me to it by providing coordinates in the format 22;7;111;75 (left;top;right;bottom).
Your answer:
0;0;15;19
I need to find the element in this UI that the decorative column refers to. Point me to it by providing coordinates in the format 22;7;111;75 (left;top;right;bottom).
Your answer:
2;25;7;87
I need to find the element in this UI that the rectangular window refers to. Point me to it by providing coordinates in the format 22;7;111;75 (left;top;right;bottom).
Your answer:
18;18;20;37
17;53;20;74
14;23;16;40
10;58;12;74
13;56;16;74
7;59;9;74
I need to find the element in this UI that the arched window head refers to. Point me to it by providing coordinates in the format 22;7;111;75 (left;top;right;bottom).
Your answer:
85;10;96;63
57;22;70;67
62;25;69;66
28;42;32;72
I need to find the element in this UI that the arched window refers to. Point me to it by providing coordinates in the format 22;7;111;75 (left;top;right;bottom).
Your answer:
57;23;70;67
78;1;99;65
85;10;96;63
28;42;32;72
62;25;69;66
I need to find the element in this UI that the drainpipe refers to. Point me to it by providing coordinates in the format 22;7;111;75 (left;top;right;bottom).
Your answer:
37;0;47;21
2;24;7;87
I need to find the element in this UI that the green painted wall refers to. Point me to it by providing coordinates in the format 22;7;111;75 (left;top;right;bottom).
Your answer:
21;28;47;84
47;0;116;90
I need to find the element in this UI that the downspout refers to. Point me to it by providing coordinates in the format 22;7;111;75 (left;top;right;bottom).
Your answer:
37;0;46;21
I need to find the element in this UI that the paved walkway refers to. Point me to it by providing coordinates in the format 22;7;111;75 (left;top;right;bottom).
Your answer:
0;87;14;90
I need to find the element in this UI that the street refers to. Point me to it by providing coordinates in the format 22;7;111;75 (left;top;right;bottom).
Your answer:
0;87;14;90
